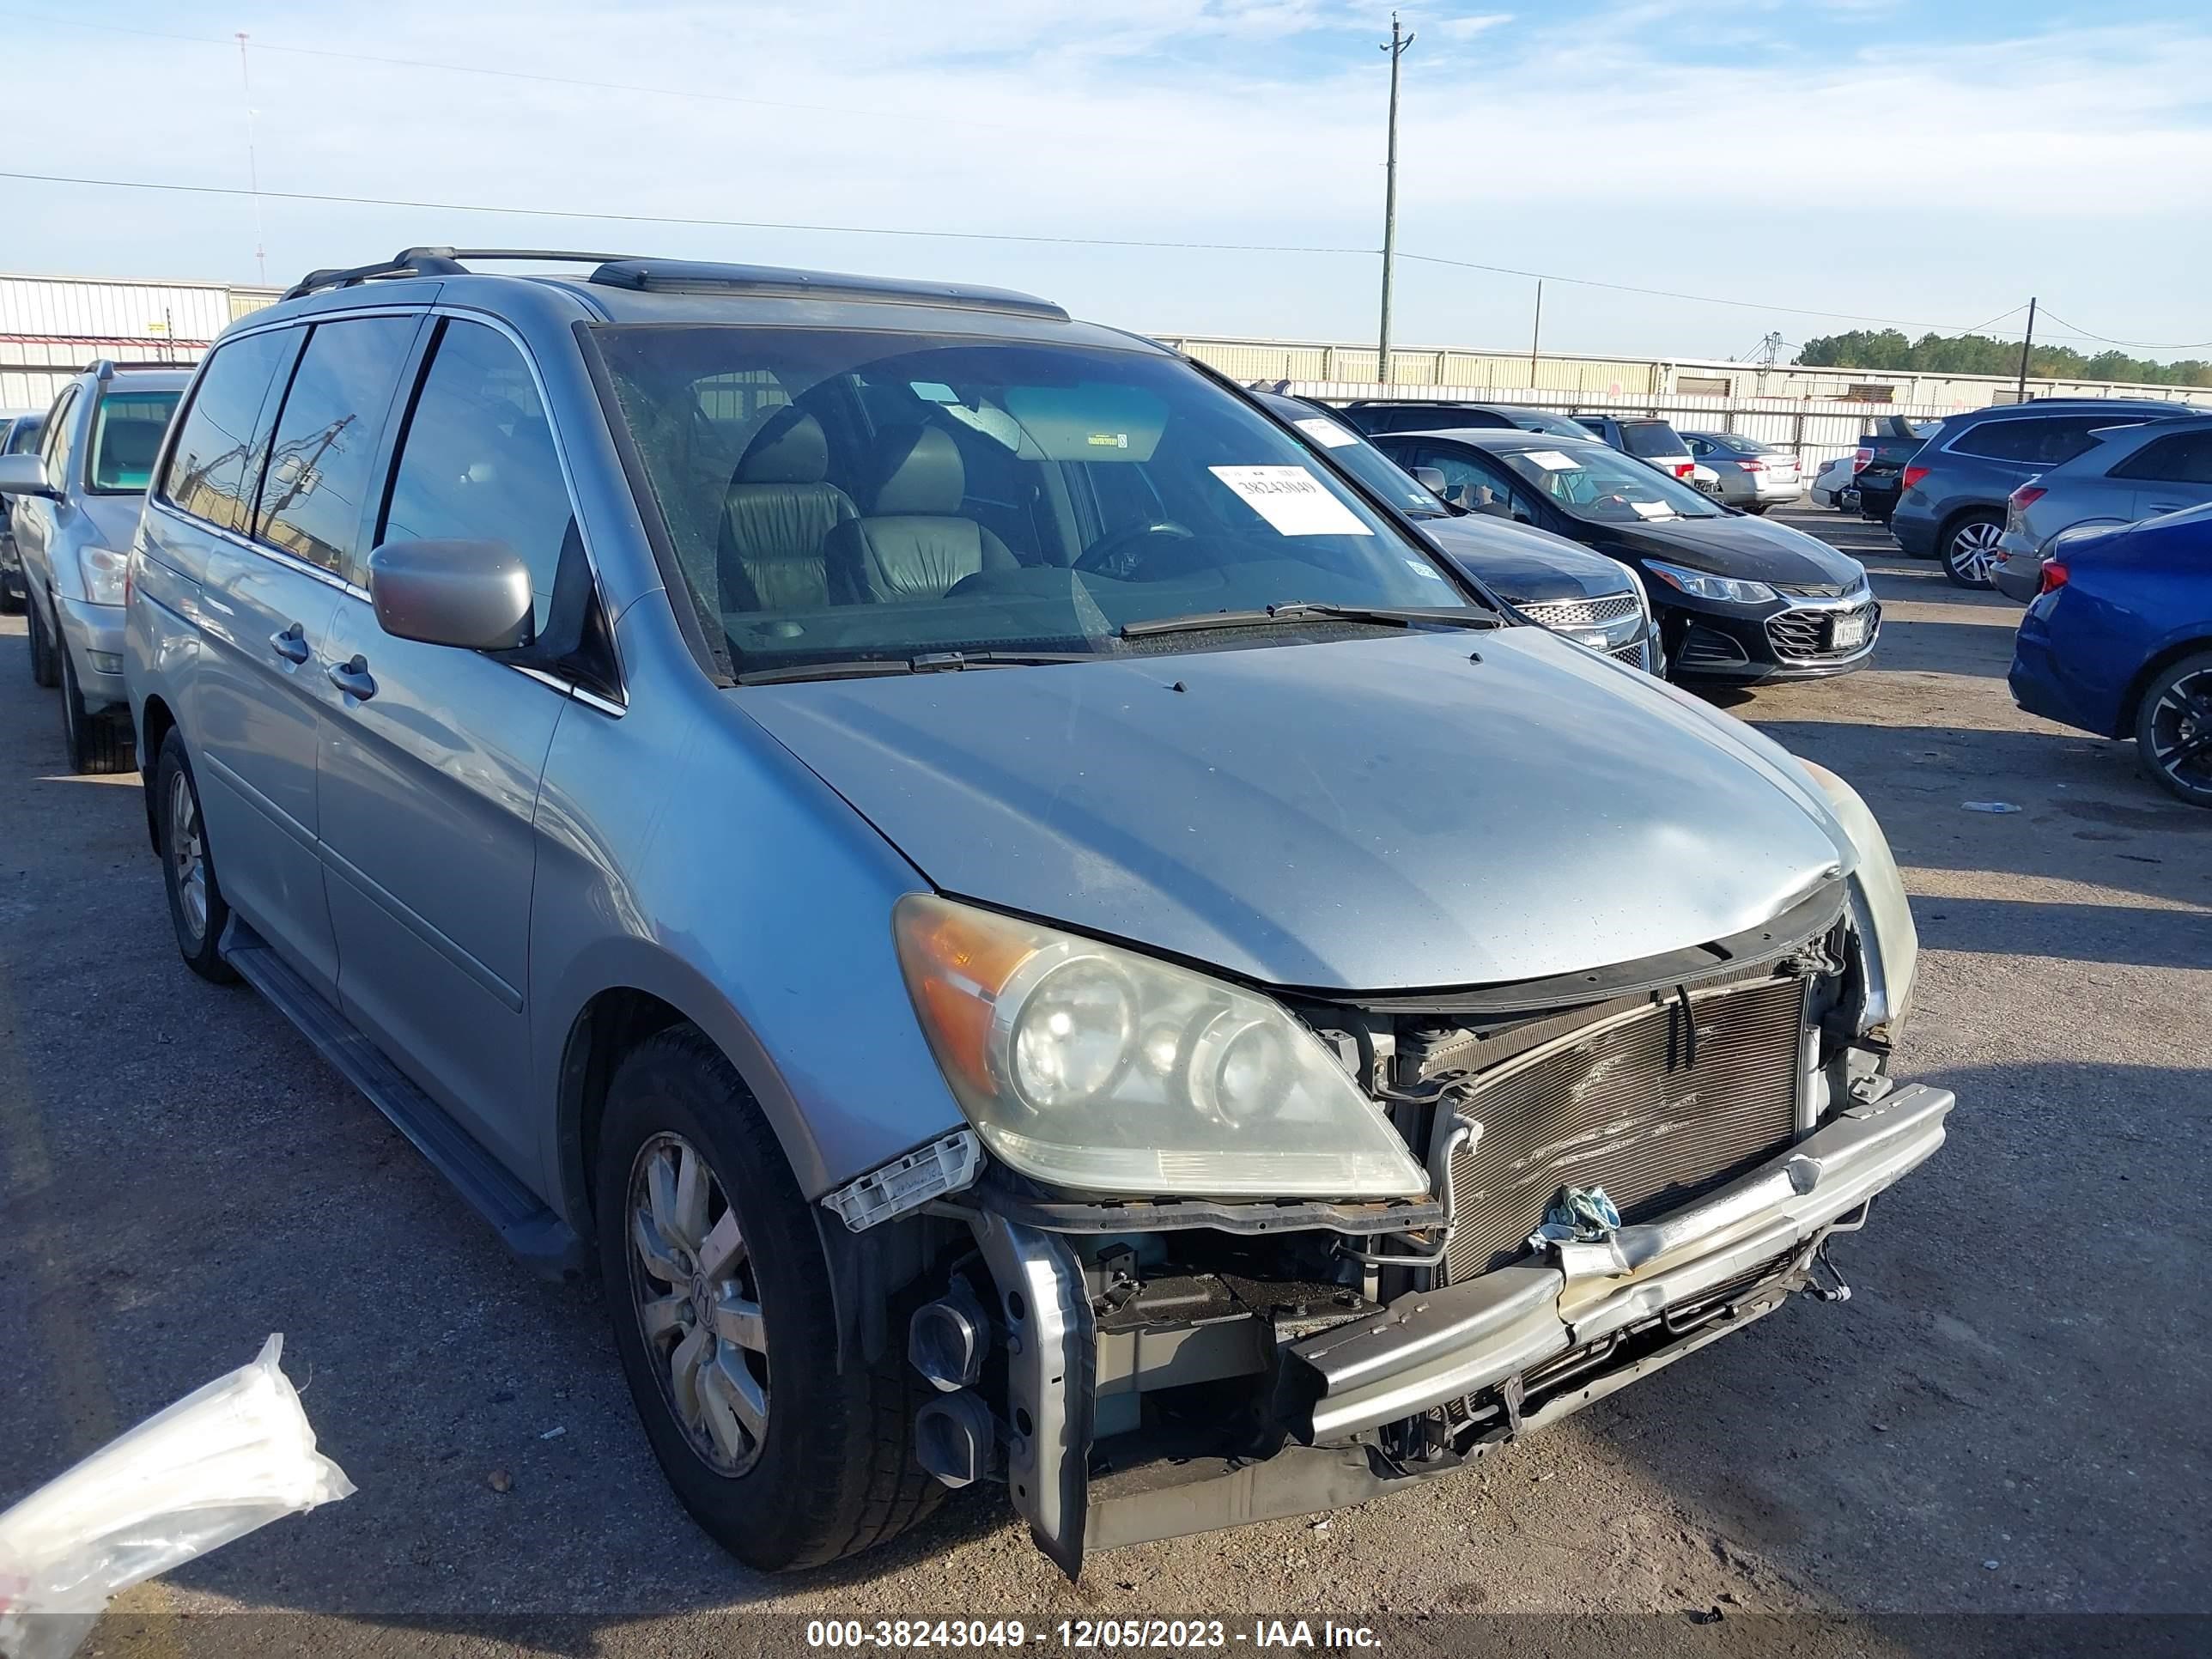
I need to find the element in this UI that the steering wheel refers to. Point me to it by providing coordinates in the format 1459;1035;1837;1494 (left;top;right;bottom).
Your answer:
1074;520;1194;581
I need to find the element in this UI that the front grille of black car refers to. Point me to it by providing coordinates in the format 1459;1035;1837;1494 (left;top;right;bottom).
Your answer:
1765;602;1877;661
1676;625;1750;668
1440;975;1808;1281
1516;592;1642;631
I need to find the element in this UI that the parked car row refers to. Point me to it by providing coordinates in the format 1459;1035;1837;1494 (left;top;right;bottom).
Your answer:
0;247;1950;1579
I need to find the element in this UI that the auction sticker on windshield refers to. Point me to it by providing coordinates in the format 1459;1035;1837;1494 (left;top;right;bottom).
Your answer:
1209;465;1373;536
1630;501;1675;520
1524;450;1583;471
1292;416;1361;449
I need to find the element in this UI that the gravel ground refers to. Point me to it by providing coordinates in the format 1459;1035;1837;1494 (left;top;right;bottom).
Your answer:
1;506;2205;1656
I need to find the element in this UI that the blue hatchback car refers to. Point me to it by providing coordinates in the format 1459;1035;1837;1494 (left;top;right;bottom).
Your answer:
2009;503;2212;805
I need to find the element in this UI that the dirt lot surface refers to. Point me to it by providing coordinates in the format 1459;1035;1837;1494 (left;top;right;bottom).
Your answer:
2;507;2205;1656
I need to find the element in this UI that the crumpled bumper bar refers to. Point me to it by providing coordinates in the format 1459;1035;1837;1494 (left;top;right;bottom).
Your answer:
1291;1082;1953;1440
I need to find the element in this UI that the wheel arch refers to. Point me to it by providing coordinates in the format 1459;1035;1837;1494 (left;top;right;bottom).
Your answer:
137;694;179;851
1934;501;2004;556
2117;634;2212;741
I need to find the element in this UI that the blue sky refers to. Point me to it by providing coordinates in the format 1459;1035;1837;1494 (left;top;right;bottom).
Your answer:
6;0;2210;362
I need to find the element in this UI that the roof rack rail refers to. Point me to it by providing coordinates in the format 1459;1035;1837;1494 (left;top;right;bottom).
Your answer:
586;259;1067;320
83;358;188;381
282;247;635;303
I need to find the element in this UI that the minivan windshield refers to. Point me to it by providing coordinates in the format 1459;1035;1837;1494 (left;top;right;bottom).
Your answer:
596;329;1480;677
1495;442;1724;524
88;390;181;493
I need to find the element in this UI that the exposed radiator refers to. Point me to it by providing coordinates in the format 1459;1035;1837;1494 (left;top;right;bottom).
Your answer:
1441;975;1808;1280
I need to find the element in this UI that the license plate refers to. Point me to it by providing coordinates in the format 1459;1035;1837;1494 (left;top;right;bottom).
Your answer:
1693;478;1718;495
1831;612;1869;650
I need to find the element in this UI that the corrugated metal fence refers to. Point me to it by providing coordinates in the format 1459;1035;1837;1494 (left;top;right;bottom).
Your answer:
1275;379;1952;473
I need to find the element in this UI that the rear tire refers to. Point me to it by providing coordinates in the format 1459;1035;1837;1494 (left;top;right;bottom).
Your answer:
595;1028;939;1571
1941;513;2003;588
156;730;238;981
2133;650;2212;808
58;642;134;775
27;594;58;688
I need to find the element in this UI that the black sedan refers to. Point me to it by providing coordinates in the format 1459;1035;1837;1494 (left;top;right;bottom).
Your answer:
1370;427;1879;683
1255;394;1659;671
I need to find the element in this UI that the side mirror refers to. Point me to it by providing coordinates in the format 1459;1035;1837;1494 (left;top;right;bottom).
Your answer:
367;538;535;652
1411;466;1447;494
0;454;58;500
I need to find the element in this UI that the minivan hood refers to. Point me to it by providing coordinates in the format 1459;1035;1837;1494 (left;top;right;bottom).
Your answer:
1418;515;1635;605
1596;513;1864;586
737;629;1849;993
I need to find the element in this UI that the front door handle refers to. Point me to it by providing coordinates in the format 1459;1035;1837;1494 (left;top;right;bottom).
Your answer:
269;623;311;664
327;654;377;700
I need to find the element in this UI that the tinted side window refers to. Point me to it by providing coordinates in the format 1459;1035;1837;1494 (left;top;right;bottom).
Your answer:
42;386;81;493
161;330;299;534
380;319;574;634
1951;416;2124;465
1620;422;1686;459
2110;430;2212;486
258;316;417;574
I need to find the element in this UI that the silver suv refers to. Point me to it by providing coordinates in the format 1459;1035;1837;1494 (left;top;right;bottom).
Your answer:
0;362;188;772
124;247;1948;1578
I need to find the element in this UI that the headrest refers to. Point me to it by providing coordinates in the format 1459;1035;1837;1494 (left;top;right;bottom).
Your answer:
734;407;829;485
868;425;965;516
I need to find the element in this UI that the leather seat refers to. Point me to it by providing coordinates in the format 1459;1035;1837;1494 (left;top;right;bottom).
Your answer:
825;425;1018;603
717;408;857;610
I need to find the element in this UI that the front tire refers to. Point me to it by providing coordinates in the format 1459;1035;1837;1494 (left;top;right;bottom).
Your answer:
58;641;134;775
595;1028;939;1571
1941;513;2003;588
156;730;238;981
27;594;58;688
2134;650;2212;808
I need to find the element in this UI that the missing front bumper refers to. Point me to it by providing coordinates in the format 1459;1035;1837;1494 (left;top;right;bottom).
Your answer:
963;1081;1953;1577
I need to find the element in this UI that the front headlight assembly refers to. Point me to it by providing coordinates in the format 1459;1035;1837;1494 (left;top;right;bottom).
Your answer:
78;546;131;607
1644;559;1776;606
1796;760;1918;1037
893;894;1428;1200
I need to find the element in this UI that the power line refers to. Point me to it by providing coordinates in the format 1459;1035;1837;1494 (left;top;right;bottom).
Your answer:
0;168;1370;258
3;165;2203;356
2033;307;2212;354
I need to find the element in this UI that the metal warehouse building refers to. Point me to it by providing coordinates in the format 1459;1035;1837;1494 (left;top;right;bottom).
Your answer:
1;273;280;411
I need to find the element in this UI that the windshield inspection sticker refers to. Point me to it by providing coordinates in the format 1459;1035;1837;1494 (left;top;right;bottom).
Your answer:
1404;559;1447;580
1209;465;1373;536
1630;500;1675;520
1293;416;1361;449
1523;450;1583;471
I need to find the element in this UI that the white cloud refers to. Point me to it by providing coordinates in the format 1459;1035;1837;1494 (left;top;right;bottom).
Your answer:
1434;14;1514;40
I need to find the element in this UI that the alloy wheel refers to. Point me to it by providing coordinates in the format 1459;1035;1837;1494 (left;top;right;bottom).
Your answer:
625;1132;770;1475
2146;667;2212;801
1947;520;2002;585
167;771;209;944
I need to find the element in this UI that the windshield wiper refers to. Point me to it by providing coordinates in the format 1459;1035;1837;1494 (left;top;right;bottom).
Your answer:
736;650;1095;685
1120;600;1499;641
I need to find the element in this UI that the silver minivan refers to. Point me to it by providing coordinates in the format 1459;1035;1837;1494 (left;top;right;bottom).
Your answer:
124;247;1948;1578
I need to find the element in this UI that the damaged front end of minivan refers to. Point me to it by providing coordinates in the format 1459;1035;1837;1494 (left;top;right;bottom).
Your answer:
821;761;1949;1579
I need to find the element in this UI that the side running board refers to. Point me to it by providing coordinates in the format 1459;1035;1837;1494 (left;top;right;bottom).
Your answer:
221;917;587;1280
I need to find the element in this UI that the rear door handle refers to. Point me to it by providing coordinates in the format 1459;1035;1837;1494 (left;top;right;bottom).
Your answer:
327;654;377;700
269;623;311;664
2148;502;2185;514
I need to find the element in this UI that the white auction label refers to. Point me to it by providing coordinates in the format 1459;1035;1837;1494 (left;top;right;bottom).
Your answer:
1208;465;1373;536
1293;416;1361;450
1523;450;1583;471
1629;500;1675;520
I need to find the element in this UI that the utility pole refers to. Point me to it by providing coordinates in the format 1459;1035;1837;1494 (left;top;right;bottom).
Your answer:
1376;13;1413;387
2014;296;2038;403
1528;280;1543;389
237;32;266;283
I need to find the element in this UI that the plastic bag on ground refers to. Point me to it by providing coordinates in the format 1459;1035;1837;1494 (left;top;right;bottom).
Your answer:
0;1334;354;1659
